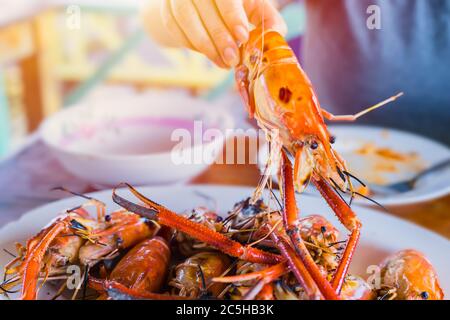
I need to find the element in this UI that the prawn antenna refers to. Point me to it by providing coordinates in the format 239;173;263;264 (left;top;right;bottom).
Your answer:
354;92;404;120
3;249;16;258
82;266;90;300
343;171;367;187
197;264;207;293
197;264;214;300
269;188;283;211
329;178;351;207
52;187;93;201
352;192;388;212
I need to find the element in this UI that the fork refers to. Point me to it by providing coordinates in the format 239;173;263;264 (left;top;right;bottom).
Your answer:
367;158;450;195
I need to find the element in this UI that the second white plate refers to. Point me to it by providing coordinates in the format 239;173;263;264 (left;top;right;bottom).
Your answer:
259;125;450;206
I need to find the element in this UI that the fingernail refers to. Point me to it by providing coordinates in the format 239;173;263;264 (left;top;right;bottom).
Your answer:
234;25;249;43
223;47;239;67
213;58;227;69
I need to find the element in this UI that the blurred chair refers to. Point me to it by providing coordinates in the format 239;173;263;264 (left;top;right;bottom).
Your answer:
20;6;228;131
1;4;228;137
0;18;35;156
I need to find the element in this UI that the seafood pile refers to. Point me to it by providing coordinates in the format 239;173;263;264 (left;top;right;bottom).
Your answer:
0;190;443;300
0;28;444;300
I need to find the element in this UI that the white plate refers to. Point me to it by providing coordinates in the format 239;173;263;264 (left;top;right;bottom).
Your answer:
0;185;448;299
259;125;450;206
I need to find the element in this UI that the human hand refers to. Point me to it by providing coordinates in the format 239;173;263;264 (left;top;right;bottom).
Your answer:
142;0;287;68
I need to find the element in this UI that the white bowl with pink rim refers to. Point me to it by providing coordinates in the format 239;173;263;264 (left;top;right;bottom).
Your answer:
40;92;234;186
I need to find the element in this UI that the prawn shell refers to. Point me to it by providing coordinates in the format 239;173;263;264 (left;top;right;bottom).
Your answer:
172;252;231;297
380;249;444;300
110;237;171;293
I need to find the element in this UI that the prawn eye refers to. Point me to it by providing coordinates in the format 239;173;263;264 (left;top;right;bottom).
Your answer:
320;226;327;233
330;136;336;144
420;291;429;300
310;141;319;150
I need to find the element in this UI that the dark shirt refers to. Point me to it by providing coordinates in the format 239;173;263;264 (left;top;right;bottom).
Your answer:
303;0;450;145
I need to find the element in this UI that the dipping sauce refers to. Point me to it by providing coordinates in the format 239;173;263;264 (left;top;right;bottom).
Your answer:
60;117;204;156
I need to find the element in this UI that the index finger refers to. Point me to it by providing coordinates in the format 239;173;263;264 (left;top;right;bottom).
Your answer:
244;0;287;35
215;0;250;44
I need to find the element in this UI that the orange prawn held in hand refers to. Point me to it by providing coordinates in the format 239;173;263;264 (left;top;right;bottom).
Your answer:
235;27;402;297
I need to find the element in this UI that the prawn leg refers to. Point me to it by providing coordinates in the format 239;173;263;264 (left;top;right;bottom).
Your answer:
112;184;282;265
321;93;404;122
280;152;340;300
21;218;71;300
312;177;361;294
269;227;323;300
